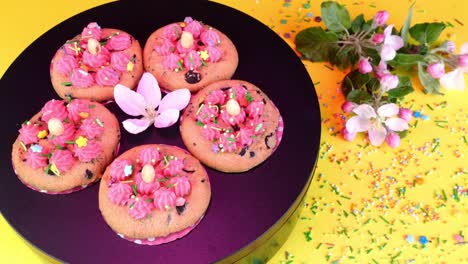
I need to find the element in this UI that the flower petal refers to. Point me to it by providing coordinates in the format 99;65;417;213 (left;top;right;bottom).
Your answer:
154;109;180;128
352;104;377;119
368;122;387;146
158;88;191;112
346;116;371;133
380;45;396;61
440;69;465;91
385;35;404;51
137;72;161;109
114;84;147;116
460;42;468;54
383;25;394;39
385;117;408;131
377;103;399;117
122;118;151;134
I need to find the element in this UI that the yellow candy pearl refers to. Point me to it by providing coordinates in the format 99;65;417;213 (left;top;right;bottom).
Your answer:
47;118;64;136
226;99;241;116
180;31;194;49
141;164;155;183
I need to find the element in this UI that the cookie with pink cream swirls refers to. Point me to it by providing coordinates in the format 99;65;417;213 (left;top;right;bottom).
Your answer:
180;80;284;173
11;99;120;194
143;17;238;92
50;22;144;101
98;144;211;245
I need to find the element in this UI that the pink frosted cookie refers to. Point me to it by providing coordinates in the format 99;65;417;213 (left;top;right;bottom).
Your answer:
50;22;144;101
143;17;238;92
180;80;284;173
98;144;211;245
11;99;120;194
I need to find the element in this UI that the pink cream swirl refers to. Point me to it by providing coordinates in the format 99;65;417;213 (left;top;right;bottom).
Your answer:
196;104;220;123
139;147;160;165
105;33;131;51
129;196;154;219
74;140;101;162
200;29;220;46
50;149;76;172
154;38;175;56
62;41;82;57
95;67;120;86
246;101;264;119
183;50;202;70
163;23;182;42
25;148;48;169
184;20;204;38
79;118;104;139
70;69;95;88
135;173;160;195
81;22;102;40
168;176;191;197
110;51;131;72
153;188;176;211
82;47;111;68
163;158;184;176
205;90;226;105
108;182;132;206
110;159;133;181
19;123;43;145
67;99;90;123
56;55;79;76
233;86;248;107
219;134;238;152
206;46;222;63
220;108;246;126
49;123;75;147
238;127;255;146
202;125;221;141
162;53;181;71
41;99;68;122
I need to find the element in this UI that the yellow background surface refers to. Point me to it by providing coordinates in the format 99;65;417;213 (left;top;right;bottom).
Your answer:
1;0;467;263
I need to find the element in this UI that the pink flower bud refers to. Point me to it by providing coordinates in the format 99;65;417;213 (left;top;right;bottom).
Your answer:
342;128;356;142
398;108;412;122
386;132;400;148
358;58;373;74
374;11;389;26
426;62;445;79
379;73;399;91
341;101;355;113
458;54;468;67
371;33;385;44
441;40;456;53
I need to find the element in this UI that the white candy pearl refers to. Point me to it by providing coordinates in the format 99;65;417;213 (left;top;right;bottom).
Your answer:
180;31;194;49
226;99;240;116
141;164;155;183
87;38;101;55
48;118;64;136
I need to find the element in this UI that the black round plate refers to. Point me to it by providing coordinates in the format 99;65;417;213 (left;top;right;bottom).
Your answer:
0;1;321;263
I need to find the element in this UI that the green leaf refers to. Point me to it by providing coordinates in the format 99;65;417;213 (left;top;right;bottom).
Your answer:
388;53;425;67
329;45;355;70
351;14;365;33
295;27;339;62
409;23;446;45
342;70;372;96
417;62;443;95
387;86;414;99
397;76;412;88
320;1;351;32
346;90;372;104
400;3;414;44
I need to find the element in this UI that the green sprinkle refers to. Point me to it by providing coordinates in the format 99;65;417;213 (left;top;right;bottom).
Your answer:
157;178;168;182
432;141;440;152
196;121;204;127
414;120;419;128
189;54;195;66
45;164;52;175
245;91;254;104
366;248;373;254
226;137;236;142
212;116;218;124
130;54;137;63
331;131;340;137
325;255;331;261
379;215;391;225
372;259;379;264
378;243;387;250
426;104;434;110
163;155;170;166
132;184;137;196
145;198;154;203
324;64;334;71
313;81;321;86
201;59;207;67
255;123;263;133
364;218;371;225
89;104;96;109
463;136;468;145
304;231;312;241
368;230;373;236
174;25;181;39
391;251;402;260
421;207;428;216
442;189;448;201
337;200;342;206
453;188;460;202
343;210;349;218
66;96;72;104
55;145;64;150
349;256;355;259
61;82;72;87
65;141;75;144
434;120;448;123
177;60;184;71
167;183;174;189
129;202;135;209
96;118;104;127
340;195;351;200
316;243;322;249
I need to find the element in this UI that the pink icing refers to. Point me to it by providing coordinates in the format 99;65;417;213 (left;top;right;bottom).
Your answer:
246;101;264;119
200;29;220;46
233;86;248;106
202;125;221;141
206;46;222;63
73;140;101;162
139;147;160;165
82;47;110;68
19;123;43;145
163;158;184;176
70;69;95;88
56;55;79;76
41;99;68;122
168;176;191;197
67;99;90;123
135;173;160;195
79;118;104;139
110;51;131;72
183;50;202;70
110;159;133;181
154;38;175;56
238;127;255;146
50;149;76;172
176;197;186;206
196;104;219;123
108;182;132;206
62;41;82;57
153;188;176;210
220;108;246;126
49;123;75;147
162;53;181;71
205;90;226;105
25;148;48;169
95;67;120;86
129;196;154;220
176;40;197;55
105;33;131;51
81;22;102;40
218;134;238;152
184;20;204;38
163;23;182;41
